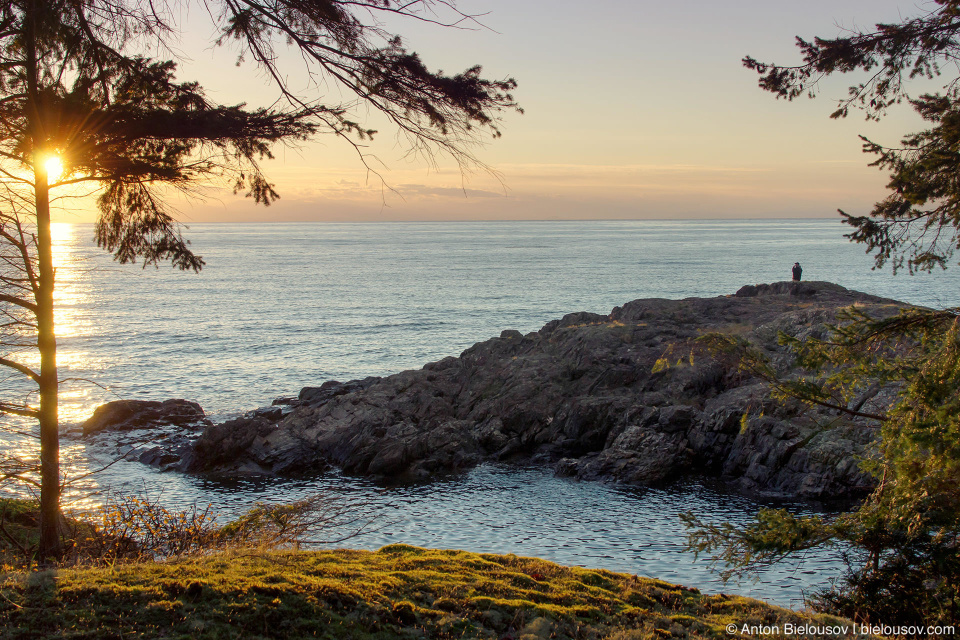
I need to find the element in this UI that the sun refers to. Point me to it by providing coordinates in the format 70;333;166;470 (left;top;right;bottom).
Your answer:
44;155;64;183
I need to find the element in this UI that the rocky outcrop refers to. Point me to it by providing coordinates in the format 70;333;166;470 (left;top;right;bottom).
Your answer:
82;399;209;436
298;377;382;407
78;399;212;472
186;282;906;499
180;415;284;474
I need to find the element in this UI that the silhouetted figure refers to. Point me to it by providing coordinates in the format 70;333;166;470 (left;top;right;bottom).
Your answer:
792;262;802;281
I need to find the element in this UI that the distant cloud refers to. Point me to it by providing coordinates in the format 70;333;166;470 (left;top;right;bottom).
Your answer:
504;163;773;173
497;163;774;185
396;184;505;199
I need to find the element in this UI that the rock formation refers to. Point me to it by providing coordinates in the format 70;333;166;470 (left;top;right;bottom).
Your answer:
82;399;208;436
181;282;905;499
79;399;210;471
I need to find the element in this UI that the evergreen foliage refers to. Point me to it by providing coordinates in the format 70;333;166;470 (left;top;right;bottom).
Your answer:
687;310;960;624
0;0;518;561
684;3;960;623
744;0;960;274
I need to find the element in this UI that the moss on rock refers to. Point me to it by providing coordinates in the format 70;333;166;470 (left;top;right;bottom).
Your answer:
0;545;869;639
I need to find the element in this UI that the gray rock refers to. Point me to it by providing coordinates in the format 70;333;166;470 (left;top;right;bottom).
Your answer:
184;282;906;499
82;399;208;436
139;446;183;470
181;415;278;473
298;377;382;407
251;406;284;420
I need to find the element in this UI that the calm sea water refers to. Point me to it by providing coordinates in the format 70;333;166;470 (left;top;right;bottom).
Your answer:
7;219;960;607
51;219;960;421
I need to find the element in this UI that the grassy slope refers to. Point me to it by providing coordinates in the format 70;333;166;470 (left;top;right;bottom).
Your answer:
0;544;862;640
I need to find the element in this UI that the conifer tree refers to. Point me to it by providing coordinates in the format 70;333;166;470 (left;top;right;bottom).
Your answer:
744;0;960;273
0;0;518;561
684;1;960;623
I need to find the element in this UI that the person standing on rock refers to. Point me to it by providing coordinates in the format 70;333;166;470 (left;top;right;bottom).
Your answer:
792;262;802;281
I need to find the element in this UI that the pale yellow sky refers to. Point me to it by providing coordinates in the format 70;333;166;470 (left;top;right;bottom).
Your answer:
50;0;927;223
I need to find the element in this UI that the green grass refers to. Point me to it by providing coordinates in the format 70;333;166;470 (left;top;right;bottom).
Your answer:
0;544;864;639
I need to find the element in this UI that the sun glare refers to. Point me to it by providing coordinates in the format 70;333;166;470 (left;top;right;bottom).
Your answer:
44;155;64;183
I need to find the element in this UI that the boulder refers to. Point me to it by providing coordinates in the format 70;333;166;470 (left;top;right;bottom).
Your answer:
82;399;208;436
138;446;183;470
251;406;284;420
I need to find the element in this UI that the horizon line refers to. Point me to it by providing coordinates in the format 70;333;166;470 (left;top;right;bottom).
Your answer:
53;215;846;226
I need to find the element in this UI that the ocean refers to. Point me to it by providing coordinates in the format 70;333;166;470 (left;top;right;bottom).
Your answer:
50;219;959;422
6;218;959;606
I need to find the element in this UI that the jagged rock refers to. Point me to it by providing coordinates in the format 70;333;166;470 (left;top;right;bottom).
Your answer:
251;406;284;420
82;399;208;436
181;415;280;473
139;446;183;470
298;377;382;407
185;282;906;499
735;282;820;297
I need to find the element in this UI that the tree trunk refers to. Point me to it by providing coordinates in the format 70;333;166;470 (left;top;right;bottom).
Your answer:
35;168;60;562
25;0;61;563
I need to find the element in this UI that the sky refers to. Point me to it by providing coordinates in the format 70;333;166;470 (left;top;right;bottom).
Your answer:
53;0;937;223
